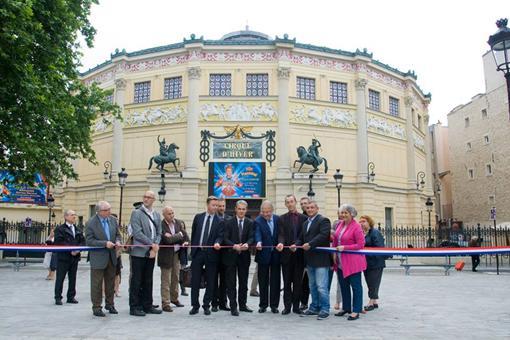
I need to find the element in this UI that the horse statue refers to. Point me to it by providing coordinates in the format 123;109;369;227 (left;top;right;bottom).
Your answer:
293;138;328;173
148;136;180;172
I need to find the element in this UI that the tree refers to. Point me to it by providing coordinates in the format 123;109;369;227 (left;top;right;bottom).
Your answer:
0;0;119;185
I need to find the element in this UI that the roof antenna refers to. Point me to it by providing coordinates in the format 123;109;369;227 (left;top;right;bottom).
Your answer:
245;20;249;31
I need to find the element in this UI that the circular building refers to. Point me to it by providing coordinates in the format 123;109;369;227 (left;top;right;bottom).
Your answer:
62;29;432;226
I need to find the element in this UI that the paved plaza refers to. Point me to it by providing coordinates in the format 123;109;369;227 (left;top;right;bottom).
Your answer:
0;257;509;340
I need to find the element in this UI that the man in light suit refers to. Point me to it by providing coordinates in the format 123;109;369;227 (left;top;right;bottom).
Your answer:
189;196;223;316
85;201;122;317
129;191;162;316
255;200;281;314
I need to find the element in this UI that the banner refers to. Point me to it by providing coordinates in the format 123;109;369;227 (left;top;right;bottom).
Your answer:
213;140;263;160
208;162;266;198
0;171;48;205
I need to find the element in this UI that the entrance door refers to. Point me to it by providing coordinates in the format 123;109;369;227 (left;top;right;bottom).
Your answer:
385;207;393;247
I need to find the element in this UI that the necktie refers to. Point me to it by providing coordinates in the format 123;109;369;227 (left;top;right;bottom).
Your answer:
102;219;110;241
238;219;243;242
69;224;75;238
306;218;312;233
202;215;211;246
268;219;273;236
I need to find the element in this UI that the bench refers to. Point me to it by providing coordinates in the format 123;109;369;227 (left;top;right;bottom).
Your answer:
386;256;407;265
400;257;454;276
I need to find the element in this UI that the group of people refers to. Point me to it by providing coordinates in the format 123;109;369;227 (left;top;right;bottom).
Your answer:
51;191;387;321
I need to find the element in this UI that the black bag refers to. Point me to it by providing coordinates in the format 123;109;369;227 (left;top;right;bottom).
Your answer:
179;265;206;289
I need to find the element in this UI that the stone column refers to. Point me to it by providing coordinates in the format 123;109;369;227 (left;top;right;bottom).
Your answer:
423;113;433;193
112;78;127;173
276;67;291;177
404;96;416;188
355;79;369;182
185;66;201;175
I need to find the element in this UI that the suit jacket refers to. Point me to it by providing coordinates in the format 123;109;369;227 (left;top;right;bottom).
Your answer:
54;223;85;262
190;212;223;263
222;216;254;266
301;214;331;268
365;228;386;269
278;212;307;264
129;207;162;258
85;215;121;270
254;214;281;265
158;218;189;268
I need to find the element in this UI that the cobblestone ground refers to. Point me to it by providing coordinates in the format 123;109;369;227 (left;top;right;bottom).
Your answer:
0;257;509;340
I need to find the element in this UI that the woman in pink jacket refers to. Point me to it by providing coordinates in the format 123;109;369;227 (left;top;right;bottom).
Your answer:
332;203;366;320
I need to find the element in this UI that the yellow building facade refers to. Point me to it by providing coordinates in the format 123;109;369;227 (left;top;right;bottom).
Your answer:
17;30;433;227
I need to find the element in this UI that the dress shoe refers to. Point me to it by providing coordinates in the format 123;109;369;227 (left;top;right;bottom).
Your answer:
239;306;253;313
66;298;78;304
204;308;211;315
250;291;260;297
258;307;267;313
162;305;173;312
271;308;279;314
364;304;378;311
130;309;146;317
293;309;303;315
144;307;162;314
219;306;231;311
181;291;189;296
171;300;184;307
211;306;218;312
93;309;106;317
55;299;63;306
281;309;291;315
299;304;308;311
105;305;118;314
347;314;360;321
231;309;239;316
335;310;351;317
189;307;199;315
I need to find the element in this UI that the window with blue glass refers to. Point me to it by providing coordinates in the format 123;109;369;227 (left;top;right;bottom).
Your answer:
330;81;348;104
368;89;380;111
246;73;268;96
105;93;114;103
389;96;399;116
296;77;315;100
164;76;182;100
209;74;232;96
134;81;151;103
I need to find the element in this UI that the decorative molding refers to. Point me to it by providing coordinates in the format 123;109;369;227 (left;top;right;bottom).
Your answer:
93;114;114;133
187;66;202;80
404;96;413;107
289;104;356;129
413;131;425;151
354;79;367;90
367;114;406;140
115;78;127;90
200;102;277;122
124;105;186;127
277;67;291;80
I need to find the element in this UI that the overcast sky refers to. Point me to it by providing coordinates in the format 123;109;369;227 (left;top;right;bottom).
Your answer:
79;0;508;125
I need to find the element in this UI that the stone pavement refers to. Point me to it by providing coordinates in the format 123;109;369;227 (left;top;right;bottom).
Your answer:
0;258;509;340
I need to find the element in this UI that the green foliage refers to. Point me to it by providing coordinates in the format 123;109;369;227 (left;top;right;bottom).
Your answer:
0;0;119;185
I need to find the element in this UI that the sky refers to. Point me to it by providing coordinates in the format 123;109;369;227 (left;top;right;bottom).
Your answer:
79;0;509;125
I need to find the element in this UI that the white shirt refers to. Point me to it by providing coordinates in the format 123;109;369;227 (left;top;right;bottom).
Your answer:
142;205;156;240
200;213;214;245
66;223;75;238
168;220;180;252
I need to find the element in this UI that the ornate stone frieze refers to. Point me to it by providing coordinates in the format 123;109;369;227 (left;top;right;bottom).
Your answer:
124;105;186;127
289;104;356;128
187;66;202;80
200;102;277;122
413;131;425;151
366;114;406;140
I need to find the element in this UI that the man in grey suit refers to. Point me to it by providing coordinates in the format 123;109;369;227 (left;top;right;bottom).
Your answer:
129;190;163;316
85;201;122;317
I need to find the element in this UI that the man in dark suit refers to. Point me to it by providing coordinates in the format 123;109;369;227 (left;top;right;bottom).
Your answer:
222;200;254;316
54;209;85;306
255;200;281;314
85;201;122;317
276;195;307;315
158;205;189;312
299;196;311;310
212;197;231;312
301;200;332;320
189;196;224;316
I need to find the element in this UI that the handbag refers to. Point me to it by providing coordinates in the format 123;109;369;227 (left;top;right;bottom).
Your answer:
179;265;206;289
455;260;465;271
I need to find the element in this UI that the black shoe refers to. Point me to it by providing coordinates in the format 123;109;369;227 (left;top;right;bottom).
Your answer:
93;309;106;317
282;308;291;315
335;310;351;317
293;309;303;315
472;269;478;272
301;309;319;317
231;309;239;316
181;291;189;296
258;307;267;313
189;307;199;315
55;299;63;306
239;306;253;313
317;312;329;320
171;300;184;307
348;314;360;321
211;306;218;312
219;306;231;311
271;308;279;314
250;291;260;297
299;304;308;311
204;308;211;315
144;307;162;314
364;304;378;311
105;305;118;314
130;309;146;317
66;298;79;304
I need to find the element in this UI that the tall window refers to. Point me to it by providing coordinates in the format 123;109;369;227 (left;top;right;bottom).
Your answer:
389;96;399;116
296;77;315;100
368;89;380;111
134;81;151;103
482;108;488;119
468;169;474;179
163;76;182;99
209;74;232;96
484;134;490;144
486;164;493;176
330;81;348;104
246;73;268;96
464;117;470;127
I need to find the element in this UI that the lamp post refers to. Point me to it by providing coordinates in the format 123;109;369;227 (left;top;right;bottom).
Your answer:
307;174;315;199
416;171;426;190
333;169;343;208
367;162;375;183
425;197;433;247
117;168;128;225
435;181;442;222
488;18;510;118
47;193;55;225
158;173;166;204
103;161;113;181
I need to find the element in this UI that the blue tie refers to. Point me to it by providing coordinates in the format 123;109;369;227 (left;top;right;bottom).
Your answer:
268;219;274;236
102;219;110;241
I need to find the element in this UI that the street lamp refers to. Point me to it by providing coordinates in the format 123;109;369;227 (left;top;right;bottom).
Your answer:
103;161;113;181
367;162;375;183
488;18;510;117
425;197;434;247
416;171;426;190
47;193;55;225
117;168;128;225
333;169;343;207
158;173;166;204
307;174;315;199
